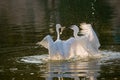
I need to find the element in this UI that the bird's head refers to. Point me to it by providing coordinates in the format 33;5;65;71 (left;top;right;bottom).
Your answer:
56;24;61;29
60;26;65;34
70;25;79;33
56;24;65;35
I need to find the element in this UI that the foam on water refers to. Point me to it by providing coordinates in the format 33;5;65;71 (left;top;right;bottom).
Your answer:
19;50;120;64
20;54;49;64
98;50;120;65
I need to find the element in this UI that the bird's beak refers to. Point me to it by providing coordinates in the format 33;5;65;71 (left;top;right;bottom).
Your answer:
60;31;62;35
70;25;74;29
60;27;65;34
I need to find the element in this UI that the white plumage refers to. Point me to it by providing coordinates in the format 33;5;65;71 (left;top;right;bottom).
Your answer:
80;23;100;52
70;25;91;58
37;23;100;60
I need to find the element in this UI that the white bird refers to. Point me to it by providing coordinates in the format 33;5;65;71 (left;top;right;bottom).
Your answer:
37;24;76;60
80;23;100;53
36;24;62;49
36;24;64;60
70;25;97;58
54;24;65;59
37;24;71;60
55;24;75;59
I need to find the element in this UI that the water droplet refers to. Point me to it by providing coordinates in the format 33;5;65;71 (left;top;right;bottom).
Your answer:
20;73;24;75
12;77;15;80
30;73;34;75
9;68;18;71
114;78;118;80
92;12;95;15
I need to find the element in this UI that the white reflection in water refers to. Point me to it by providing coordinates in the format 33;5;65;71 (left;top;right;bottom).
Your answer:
43;60;99;80
19;50;120;80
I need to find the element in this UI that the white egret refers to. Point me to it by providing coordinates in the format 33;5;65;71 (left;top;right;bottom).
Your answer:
54;24;65;59
36;24;62;49
37;24;70;60
80;23;100;52
70;25;97;58
36;24;64;60
55;24;75;59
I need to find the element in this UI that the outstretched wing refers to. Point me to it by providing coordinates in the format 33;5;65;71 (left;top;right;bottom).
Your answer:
36;35;53;49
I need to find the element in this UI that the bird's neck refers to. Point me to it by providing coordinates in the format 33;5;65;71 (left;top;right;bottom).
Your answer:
56;28;60;40
73;30;78;38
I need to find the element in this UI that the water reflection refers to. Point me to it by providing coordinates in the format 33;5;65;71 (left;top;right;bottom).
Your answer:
41;60;100;80
0;51;120;80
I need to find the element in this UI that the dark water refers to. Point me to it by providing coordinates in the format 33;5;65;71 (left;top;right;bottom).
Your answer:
0;0;120;80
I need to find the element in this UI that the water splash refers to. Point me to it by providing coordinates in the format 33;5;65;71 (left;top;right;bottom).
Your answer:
20;54;49;64
19;50;120;64
98;50;120;65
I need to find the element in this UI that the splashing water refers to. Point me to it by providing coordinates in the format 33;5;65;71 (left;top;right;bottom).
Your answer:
20;54;49;64
98;50;120;65
19;50;120;64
